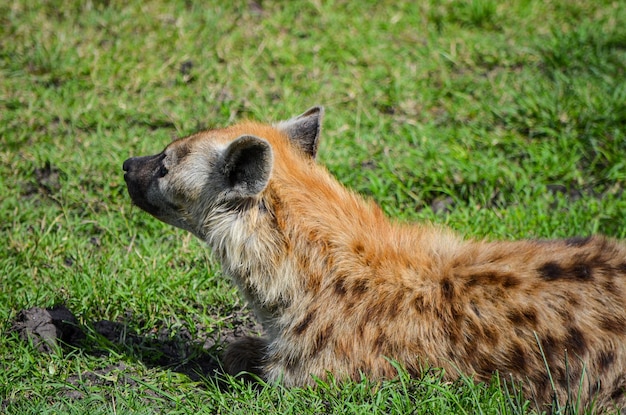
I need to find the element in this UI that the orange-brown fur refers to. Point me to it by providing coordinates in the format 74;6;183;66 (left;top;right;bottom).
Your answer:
124;108;626;412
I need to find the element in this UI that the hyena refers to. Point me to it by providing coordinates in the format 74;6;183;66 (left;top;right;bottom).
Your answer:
123;107;626;412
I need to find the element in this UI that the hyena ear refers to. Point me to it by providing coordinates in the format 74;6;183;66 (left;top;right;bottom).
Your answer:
276;106;324;159
222;135;273;198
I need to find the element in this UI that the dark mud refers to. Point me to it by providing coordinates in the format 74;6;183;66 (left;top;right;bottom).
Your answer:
12;305;85;353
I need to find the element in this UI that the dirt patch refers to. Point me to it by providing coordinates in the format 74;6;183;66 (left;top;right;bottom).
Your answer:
12;305;85;352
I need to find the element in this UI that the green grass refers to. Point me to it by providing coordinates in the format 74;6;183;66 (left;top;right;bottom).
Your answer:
1;0;626;413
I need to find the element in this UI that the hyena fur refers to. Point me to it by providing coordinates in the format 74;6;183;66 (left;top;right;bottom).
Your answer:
123;106;626;412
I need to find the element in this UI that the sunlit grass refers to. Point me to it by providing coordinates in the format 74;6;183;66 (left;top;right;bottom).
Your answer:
1;0;625;413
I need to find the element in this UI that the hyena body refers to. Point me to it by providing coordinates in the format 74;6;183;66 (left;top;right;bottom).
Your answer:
124;107;626;412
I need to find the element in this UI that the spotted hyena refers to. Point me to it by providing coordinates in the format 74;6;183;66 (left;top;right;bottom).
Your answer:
123;107;626;412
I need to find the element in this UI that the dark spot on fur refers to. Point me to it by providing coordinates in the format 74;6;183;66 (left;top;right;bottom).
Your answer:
343;299;356;312
530;371;551;398
352;279;369;296
502;275;521;288
571;262;593;280
598;350;615;372
611;386;625;400
466;272;497;287
598;315;626;334
483;324;499;346
387;291;404;319
413;295;426;313
306;271;323;292
313;324;334;354
610;375;626;400
293;311;315;335
464;275;479;288
557;306;572;322
374;331;387;354
445;321;462;344
618;262;626;275
539;335;559;366
588;253;615;275
474;369;493;383
538;262;564;281
465;272;519;288
450;304;464;324
523;308;538;326
353;242;365;254
356;320;365;338
565;236;592;247
507;308;538;328
507;343;527;372
565;326;586;356
441;278;454;300
507;310;524;325
334;278;347;296
370;294;403;323
539;261;594;282
385;339;400;356
474;354;495;380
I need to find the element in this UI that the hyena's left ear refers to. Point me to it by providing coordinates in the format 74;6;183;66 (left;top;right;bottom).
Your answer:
276;106;324;159
222;135;273;199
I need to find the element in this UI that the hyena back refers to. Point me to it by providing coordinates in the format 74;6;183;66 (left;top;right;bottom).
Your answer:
123;107;626;412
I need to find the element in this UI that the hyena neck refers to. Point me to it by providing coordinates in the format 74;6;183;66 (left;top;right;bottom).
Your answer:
201;200;290;331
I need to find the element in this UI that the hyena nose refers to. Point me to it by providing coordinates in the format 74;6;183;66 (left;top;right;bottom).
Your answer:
122;158;135;172
123;154;164;172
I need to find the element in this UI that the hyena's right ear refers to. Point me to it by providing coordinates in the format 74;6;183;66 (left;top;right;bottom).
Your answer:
276;106;324;159
221;135;274;199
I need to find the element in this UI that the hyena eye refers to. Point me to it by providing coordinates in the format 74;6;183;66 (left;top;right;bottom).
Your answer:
157;165;168;178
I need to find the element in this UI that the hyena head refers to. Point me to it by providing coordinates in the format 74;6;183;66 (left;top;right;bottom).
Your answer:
122;106;323;240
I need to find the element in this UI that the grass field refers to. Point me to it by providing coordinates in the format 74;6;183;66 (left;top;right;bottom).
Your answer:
2;0;626;413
